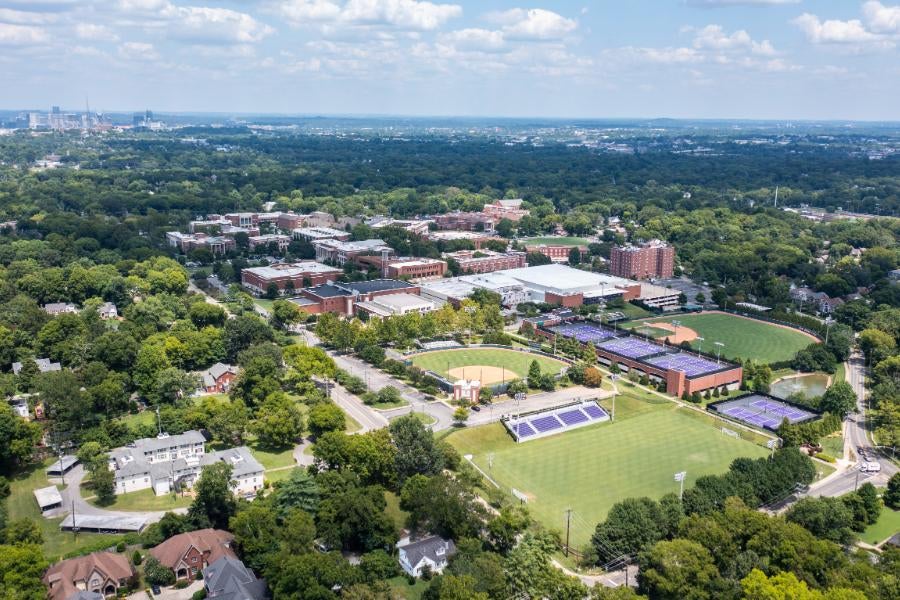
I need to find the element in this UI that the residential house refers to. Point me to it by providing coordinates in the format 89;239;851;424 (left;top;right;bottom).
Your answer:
43;551;135;600
149;529;236;581
202;556;268;599
12;357;61;375
397;536;456;578
44;302;78;316
98;302;118;320
198;363;239;393
108;432;264;497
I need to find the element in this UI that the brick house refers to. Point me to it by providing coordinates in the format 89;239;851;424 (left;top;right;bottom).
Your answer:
149;529;236;581
198;363;239;393
43;551;135;600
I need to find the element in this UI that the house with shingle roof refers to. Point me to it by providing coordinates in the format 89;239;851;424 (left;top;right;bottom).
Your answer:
43;551;135;600
397;535;456;578
203;556;268;599
149;529;236;581
198;362;239;393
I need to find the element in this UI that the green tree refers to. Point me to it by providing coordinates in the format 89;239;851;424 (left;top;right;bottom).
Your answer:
3;518;43;545
389;414;444;483
208;400;250;446
638;539;721;600
273;468;320;518
0;404;41;473
229;504;279;572
188;462;236;530
786;497;855;544
223;315;274;362
279;509;317;555
506;532;587;600
188;302;226;328
253;393;306;447
820;382;857;419
527;360;542;384
316;483;396;552
271;299;305;330
307;402;346;438
424;574;489;600
452;407;468;426
885;473;900;510
91;464;117;506
143;555;176;587
0;543;49;600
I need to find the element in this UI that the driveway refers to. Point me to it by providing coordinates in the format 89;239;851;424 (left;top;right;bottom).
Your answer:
127;580;203;600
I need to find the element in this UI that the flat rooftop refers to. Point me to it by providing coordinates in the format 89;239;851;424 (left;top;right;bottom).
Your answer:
421;279;477;298
243;262;342;278
61;513;148;533
389;258;444;267
305;284;351;298
347;279;414;293
34;485;62;509
370;293;433;309
498;264;634;292
294;226;347;237
459;272;525;290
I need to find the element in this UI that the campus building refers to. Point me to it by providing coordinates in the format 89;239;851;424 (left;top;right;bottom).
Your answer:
383;257;447;280
247;234;291;252
368;216;434;236
292;279;420;316
420;272;531;308
240;262;342;296
433;211;496;232
292;226;351;243
482;198;530;221
444;249;526;274
166;232;236;255
524;244;589;264
426;230;505;249
610;240;675;279
314;238;393;267
355;293;436;317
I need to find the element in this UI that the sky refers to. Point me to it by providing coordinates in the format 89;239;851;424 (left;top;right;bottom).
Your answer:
1;0;899;120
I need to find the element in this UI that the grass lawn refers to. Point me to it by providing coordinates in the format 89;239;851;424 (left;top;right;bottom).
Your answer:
618;303;653;320
631;325;675;339
264;468;296;485
253;298;276;312
387;576;429;600
384;491;410;534
624;312;816;364
89;488;192;511
249;442;297;470
410;348;568;381
818;433;844;459
7;460;123;561
407;412;437;426
521;236;591;246
861;508;900;545
446;395;769;547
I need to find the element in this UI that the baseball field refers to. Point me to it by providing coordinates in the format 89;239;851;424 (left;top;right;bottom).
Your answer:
624;311;817;363
409;347;568;384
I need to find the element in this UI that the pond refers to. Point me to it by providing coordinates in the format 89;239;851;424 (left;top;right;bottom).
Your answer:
770;373;831;400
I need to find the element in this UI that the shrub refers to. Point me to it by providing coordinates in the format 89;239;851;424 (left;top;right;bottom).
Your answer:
132;551;142;566
174;580;189;589
116;541;126;553
192;590;208;600
143;556;176;587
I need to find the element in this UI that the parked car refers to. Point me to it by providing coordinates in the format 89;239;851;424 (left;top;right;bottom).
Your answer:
471;405;481;412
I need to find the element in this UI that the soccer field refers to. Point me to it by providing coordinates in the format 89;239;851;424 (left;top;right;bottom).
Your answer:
625;312;816;363
447;397;768;548
410;348;568;381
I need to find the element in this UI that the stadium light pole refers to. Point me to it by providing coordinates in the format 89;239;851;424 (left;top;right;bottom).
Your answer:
824;317;834;346
714;342;724;365
696;337;704;355
674;471;687;500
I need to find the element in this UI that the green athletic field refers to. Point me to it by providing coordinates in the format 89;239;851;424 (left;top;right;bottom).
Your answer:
447;394;769;548
521;236;590;246
624;312;816;363
410;348;568;380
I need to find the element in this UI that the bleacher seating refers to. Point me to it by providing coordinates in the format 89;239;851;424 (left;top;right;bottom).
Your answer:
504;401;609;442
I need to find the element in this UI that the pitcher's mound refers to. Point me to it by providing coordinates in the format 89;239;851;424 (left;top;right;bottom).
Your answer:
448;366;519;385
648;321;699;344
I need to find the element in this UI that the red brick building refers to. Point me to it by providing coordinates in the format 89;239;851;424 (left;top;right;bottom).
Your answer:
609;240;675;279
384;258;447;280
149;529;236;581
482;199;530;222
444;250;526;274
433;211;496;232
294;279;420;316
240;262;342;296
524;244;589;264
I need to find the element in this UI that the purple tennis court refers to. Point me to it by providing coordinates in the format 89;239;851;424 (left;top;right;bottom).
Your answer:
710;393;818;431
548;323;617;344
599;337;665;359
643;353;722;377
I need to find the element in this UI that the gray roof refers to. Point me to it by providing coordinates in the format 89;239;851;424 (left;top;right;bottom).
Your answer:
34;485;63;509
44;302;76;313
66;592;103;600
12;357;61;375
399;536;456;568
346;279;413;294
132;430;206;454
46;455;79;475
203;446;264;479
200;363;238;387
203;556;268;600
60;513;147;533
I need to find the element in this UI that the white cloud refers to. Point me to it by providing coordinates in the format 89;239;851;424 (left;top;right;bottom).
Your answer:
792;13;886;44
118;41;160;60
0;8;58;25
438;28;506;52
0;23;49;45
688;0;799;6
862;1;900;34
611;46;703;64
75;23;120;42
274;0;462;31
487;8;577;40
171;7;274;44
691;24;777;55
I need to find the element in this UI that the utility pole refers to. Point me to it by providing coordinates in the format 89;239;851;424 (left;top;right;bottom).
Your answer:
564;509;572;557
674;471;687;500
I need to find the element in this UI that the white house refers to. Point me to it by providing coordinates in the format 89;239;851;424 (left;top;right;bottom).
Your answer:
397;536;456;578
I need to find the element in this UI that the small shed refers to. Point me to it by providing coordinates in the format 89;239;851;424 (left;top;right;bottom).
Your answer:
46;456;80;477
34;486;63;512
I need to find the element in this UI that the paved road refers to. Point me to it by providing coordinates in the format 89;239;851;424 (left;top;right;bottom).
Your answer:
52;465;185;528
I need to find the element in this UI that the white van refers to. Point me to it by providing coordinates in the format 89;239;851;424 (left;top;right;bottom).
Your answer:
860;462;881;473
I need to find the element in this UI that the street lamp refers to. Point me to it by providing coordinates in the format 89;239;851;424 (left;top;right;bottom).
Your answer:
670;320;681;345
714;342;724;364
824;317;834;346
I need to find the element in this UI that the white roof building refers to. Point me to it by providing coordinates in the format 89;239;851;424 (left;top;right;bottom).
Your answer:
356;293;436;317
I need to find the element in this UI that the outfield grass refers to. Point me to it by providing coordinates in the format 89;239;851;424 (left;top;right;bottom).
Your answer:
624;312;816;363
89;488;192;511
521;236;591;246
447;396;768;547
861;508;900;545
410;348;568;381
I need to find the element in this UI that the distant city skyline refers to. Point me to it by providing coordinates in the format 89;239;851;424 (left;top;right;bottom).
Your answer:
2;1;899;120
